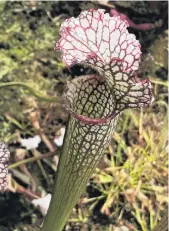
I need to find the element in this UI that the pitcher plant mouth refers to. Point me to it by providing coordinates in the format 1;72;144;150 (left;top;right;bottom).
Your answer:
62;73;153;126
62;75;119;125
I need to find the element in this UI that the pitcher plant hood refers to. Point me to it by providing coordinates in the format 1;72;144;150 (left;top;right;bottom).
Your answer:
56;9;154;124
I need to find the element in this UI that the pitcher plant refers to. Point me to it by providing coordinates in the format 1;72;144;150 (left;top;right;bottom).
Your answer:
42;9;153;231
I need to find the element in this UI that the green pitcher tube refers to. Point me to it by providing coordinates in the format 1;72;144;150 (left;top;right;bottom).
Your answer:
42;75;119;231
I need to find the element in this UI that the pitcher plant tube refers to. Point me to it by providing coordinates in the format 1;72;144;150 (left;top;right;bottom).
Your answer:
42;9;154;231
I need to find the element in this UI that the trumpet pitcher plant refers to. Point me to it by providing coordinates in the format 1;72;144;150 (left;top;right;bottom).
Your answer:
42;9;153;231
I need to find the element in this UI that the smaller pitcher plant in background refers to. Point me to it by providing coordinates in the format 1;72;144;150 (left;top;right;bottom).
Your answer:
0;141;10;192
42;9;153;231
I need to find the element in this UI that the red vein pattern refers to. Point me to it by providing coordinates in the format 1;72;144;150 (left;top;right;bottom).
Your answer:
56;9;154;118
56;9;141;73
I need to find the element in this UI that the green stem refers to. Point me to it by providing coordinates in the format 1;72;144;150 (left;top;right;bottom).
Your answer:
0;81;61;103
150;78;168;87
8;151;56;169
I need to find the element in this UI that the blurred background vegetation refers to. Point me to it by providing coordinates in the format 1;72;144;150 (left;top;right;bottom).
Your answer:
0;1;168;231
